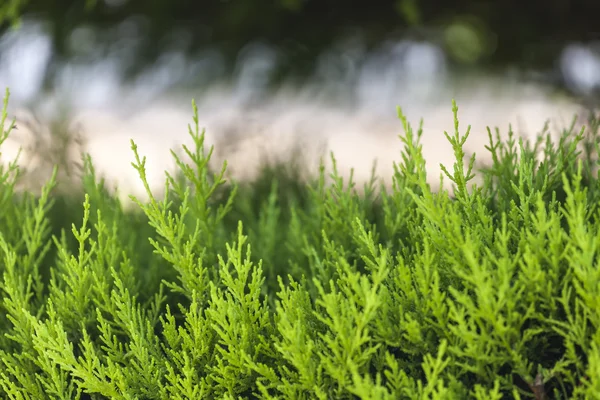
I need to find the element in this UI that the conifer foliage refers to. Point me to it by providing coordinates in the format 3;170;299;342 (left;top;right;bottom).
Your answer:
1;88;600;399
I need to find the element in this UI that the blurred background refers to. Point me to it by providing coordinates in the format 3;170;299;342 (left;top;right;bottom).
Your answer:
0;0;599;200
1;0;599;111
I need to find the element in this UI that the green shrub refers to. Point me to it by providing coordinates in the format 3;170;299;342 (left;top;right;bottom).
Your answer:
1;87;600;399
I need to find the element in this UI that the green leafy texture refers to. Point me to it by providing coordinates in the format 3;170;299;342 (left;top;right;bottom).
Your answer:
0;85;599;399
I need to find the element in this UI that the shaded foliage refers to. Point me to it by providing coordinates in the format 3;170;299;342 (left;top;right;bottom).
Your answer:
2;0;600;89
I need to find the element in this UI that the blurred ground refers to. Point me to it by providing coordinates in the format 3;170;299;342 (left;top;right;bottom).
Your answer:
2;74;589;207
0;18;597;206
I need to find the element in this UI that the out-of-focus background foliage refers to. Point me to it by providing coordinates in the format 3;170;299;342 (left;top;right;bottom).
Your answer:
5;0;599;67
1;0;599;109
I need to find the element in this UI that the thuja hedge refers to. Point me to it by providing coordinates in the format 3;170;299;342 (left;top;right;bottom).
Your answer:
1;91;600;400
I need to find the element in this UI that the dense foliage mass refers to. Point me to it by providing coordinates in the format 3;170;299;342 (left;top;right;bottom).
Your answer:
0;89;600;399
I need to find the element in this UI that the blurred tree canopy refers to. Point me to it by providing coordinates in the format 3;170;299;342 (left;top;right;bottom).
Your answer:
0;0;29;25
1;0;599;80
